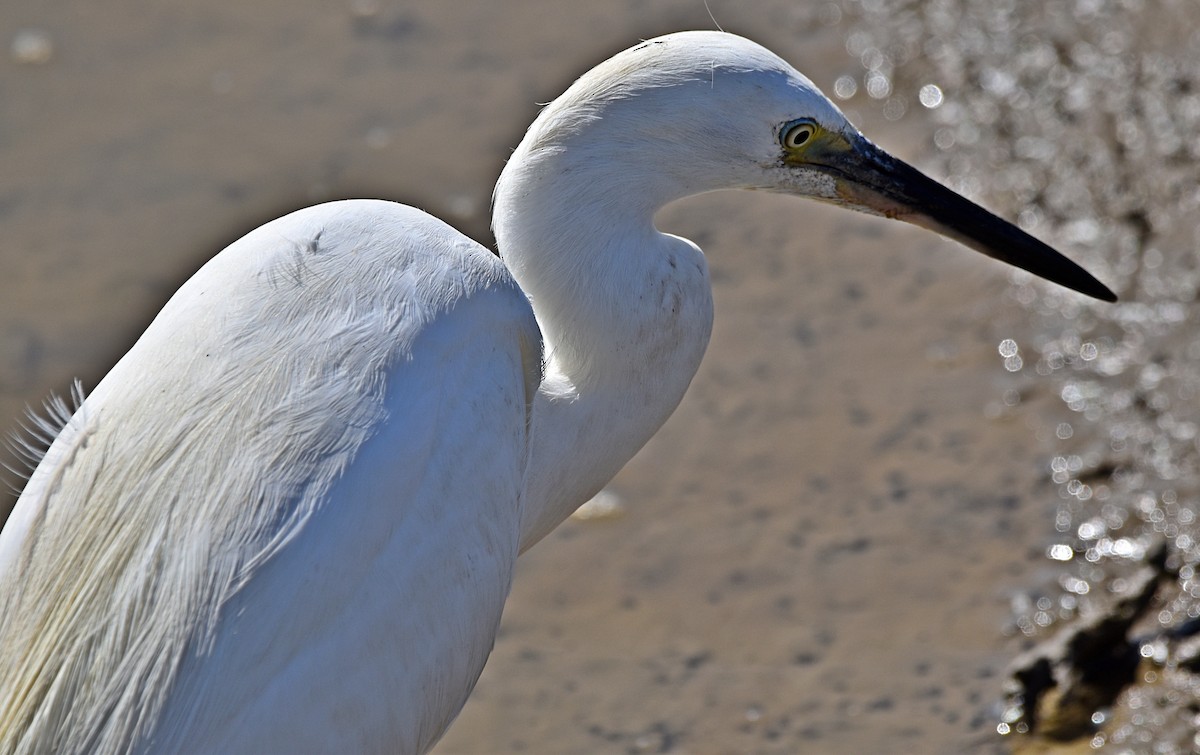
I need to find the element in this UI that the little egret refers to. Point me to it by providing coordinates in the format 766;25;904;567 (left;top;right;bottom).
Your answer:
0;31;1113;754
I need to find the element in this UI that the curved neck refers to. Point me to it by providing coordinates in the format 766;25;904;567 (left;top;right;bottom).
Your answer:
494;142;714;551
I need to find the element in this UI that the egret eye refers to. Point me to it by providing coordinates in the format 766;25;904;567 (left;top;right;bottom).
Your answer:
782;120;818;150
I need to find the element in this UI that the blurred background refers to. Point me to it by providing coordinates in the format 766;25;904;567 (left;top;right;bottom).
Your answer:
3;0;1197;751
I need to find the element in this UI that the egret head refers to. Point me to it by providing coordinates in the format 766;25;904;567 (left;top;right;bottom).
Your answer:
511;31;1114;302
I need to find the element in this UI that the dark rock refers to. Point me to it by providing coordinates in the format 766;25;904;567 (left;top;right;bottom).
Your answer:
1004;540;1170;740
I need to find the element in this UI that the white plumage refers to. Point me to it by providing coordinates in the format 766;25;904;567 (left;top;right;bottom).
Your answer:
0;31;1112;754
0;203;538;753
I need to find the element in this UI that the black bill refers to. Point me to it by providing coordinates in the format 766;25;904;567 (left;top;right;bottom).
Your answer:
817;136;1117;302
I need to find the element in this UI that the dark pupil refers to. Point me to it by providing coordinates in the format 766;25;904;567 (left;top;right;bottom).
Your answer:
790;127;810;146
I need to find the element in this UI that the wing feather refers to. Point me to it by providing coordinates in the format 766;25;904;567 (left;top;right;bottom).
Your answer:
0;200;541;754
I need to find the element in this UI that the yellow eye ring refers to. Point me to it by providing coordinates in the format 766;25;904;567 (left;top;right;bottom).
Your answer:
781;119;818;150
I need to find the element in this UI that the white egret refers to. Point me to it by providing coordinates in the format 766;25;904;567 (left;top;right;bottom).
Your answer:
0;31;1113;754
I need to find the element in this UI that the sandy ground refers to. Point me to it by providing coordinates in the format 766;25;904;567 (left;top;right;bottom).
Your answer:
0;2;1092;752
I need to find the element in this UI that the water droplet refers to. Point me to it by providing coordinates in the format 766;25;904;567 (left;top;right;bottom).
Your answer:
861;48;887;72
833;75;858;100
1017;207;1041;230
1111;538;1135;558
865;71;892;99
1048;543;1074;561
980;68;1017;97
933;128;956;151
845;30;872;58
882;96;906;121
818;3;842;26
919;84;944;108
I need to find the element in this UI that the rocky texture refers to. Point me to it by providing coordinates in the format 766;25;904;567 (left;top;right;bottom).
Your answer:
1006;541;1170;739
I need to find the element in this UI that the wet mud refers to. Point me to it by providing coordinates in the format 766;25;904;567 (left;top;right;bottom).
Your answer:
1;1;1195;752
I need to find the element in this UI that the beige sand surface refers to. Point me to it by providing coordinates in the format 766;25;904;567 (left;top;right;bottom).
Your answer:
0;2;1079;752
